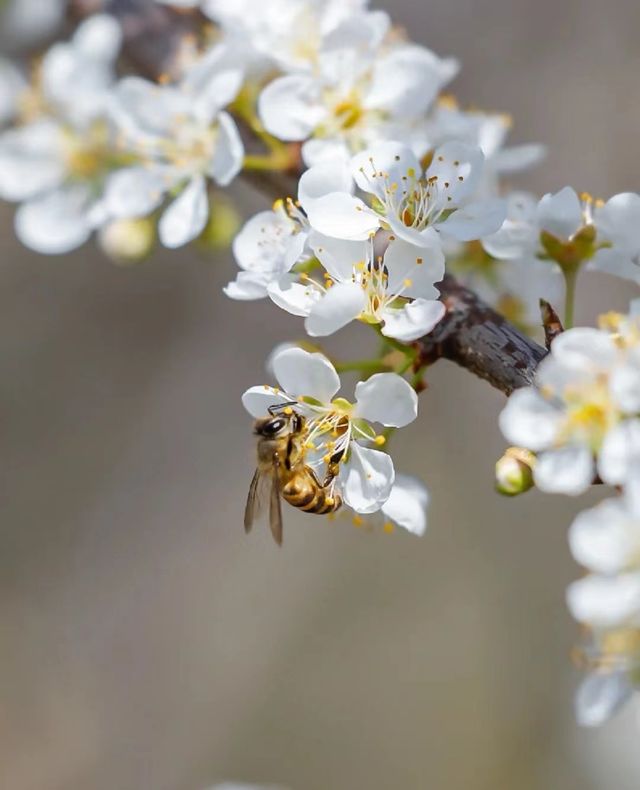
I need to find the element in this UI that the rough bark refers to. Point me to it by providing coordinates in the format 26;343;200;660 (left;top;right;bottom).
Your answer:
71;0;547;395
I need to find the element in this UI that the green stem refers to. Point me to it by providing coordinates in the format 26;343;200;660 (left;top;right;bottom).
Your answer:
563;268;578;329
243;152;293;172
334;359;391;375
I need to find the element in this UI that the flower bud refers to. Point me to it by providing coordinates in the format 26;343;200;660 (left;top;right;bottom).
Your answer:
98;217;155;265
495;447;535;496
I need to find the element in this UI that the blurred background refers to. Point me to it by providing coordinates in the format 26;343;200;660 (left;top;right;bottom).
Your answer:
2;0;640;788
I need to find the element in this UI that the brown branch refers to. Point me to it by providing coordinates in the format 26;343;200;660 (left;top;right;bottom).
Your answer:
72;0;547;396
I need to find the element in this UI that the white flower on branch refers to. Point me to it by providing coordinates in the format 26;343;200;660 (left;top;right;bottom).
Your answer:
300;140;505;249
0;14;123;253
499;324;640;495
242;346;418;513
268;232;445;341
259;32;457;167
348;473;430;535
105;46;244;248
224;199;311;300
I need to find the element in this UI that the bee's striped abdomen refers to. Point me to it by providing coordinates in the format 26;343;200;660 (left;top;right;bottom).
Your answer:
281;471;343;516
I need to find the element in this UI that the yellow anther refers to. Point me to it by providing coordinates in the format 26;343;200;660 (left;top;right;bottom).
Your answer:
383;522;395;534
403;278;413;287
323;453;332;464
272;198;284;211
283;406;293;415
580;192;594;203
374;435;386;446
300;272;310;281
325;496;335;507
407;167;416;178
416;257;423;264
352;515;364;527
305;441;316;450
595;198;605;208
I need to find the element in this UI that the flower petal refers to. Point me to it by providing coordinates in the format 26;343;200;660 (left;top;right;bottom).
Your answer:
536;186;583;241
569;497;637;575
381;473;429;535
15;186;94;254
426;141;485;206
104;166;168;219
439;198;506;242
574;672;633;728
305;281;366;336
498;387;561;451
381;298;445;342
567;572;640;628
267;274;318;317
258;74;325;140
383;237;444;298
208;111;244;186
158;175;209;248
598;419;640;486
354;372;418;427
340;442;395;514
271;347;340;403
241;385;292;418
352;141;420;201
534;444;594;495
224;271;271;300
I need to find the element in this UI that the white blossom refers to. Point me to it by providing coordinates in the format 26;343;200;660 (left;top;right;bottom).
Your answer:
268;232;445;341
259;32;458;167
224;199;311;300
300;140;504;249
242;347;418;513
499;325;639;495
0;15;122;253
105;46;244;248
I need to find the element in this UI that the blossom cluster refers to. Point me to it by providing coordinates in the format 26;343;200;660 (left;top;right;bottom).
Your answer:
499;305;640;725
2;0;640;730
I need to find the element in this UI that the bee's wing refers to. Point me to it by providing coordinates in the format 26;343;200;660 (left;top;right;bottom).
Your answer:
244;467;270;533
269;453;284;546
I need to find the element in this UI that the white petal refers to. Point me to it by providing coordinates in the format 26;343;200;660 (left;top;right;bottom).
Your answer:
304;193;379;241
498;388;561;451
534;444;594;495
267;274;318;317
550;327;617;373
340;443;395;514
587;248;640;284
305;282;366;336
575;672;632;728
610;356;640;413
208;111;244;186
567;573;640;628
352;141;420;201
383;237;444;298
569;497;637;575
0;58;25;125
158;175;209;248
493;144;547;174
381;473;429;535
598;419;640;486
381;299;445;342
271;347;340;403
15;186;94;254
595;192;640;253
0;121;65;201
354;373;418;427
481;191;538;260
258;75;325;140
223;271;271;300
426;141;485;205
298;160;353;207
440;198;506;242
73;13;122;61
241;385;292;418
536;186;583;241
233;209;305;274
365;44;458;117
104;166;168;219
301;137;351;169
310;233;367;282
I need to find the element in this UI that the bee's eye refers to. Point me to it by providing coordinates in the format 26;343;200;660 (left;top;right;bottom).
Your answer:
263;417;285;435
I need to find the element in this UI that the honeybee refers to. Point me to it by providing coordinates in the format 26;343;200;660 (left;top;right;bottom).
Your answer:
244;404;343;545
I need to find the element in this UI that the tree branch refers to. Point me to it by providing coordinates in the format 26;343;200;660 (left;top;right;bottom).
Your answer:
72;0;547;396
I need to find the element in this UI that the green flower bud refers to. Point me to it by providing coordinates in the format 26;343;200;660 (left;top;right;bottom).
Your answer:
495;447;535;496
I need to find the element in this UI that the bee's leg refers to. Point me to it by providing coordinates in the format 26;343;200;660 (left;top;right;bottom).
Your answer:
320;447;345;488
268;401;298;416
